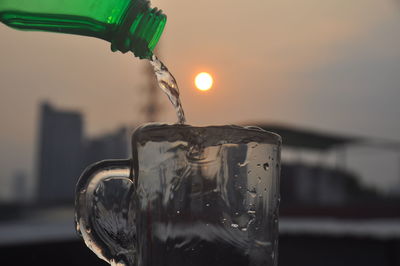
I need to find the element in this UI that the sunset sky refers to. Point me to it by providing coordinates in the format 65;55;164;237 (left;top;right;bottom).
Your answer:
1;0;400;196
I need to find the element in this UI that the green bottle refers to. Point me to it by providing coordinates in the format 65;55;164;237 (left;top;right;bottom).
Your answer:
0;0;166;59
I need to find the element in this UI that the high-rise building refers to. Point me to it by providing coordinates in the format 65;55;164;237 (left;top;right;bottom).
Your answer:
37;102;83;204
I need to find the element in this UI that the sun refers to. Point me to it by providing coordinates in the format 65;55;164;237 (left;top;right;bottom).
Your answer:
195;72;213;91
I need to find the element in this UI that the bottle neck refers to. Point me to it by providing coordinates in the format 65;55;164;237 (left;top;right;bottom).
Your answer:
111;0;166;59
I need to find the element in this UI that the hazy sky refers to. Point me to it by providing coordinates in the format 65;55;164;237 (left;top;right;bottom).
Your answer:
1;0;400;197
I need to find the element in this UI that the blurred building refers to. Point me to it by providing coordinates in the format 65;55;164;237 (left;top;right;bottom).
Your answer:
37;102;84;205
36;102;129;206
84;127;129;166
12;170;29;203
258;123;400;218
281;163;356;207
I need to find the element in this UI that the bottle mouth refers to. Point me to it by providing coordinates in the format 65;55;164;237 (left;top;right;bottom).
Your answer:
129;7;166;59
111;4;166;59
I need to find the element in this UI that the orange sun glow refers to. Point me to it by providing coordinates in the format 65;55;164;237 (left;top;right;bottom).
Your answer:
195;72;213;91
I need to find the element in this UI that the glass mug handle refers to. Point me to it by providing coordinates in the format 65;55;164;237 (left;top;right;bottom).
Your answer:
75;159;135;266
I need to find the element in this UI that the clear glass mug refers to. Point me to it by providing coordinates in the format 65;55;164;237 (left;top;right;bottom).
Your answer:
75;123;281;266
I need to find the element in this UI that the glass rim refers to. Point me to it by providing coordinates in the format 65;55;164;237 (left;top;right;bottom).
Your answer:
132;123;282;147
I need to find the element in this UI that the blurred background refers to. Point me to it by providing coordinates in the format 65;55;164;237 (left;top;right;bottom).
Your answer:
1;0;400;265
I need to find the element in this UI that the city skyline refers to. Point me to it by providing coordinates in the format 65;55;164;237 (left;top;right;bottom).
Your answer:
1;100;399;203
0;102;130;203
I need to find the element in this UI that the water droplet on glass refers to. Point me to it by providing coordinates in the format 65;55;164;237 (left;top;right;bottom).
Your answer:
238;161;248;167
263;163;269;171
247;188;257;198
176;210;180;214
205;203;210;207
255;240;271;247
248;187;257;193
248;192;257;199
